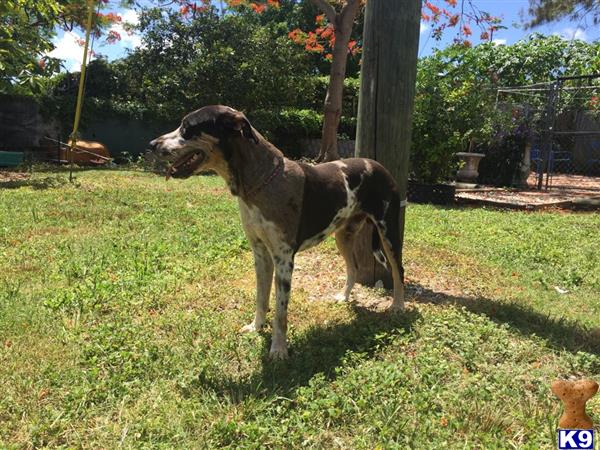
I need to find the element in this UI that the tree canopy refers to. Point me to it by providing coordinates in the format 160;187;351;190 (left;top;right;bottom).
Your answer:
527;0;600;27
0;0;125;94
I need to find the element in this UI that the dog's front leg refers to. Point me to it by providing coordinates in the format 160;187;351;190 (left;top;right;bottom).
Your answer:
270;253;294;359
241;241;273;333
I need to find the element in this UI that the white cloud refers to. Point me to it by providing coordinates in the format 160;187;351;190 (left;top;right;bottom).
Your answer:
47;31;93;72
109;9;142;49
121;9;139;26
420;22;428;34
492;39;507;46
555;27;588;41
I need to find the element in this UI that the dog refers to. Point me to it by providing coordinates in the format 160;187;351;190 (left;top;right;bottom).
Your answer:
148;105;405;359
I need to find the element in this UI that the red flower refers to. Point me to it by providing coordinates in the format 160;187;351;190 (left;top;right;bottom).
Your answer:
462;24;472;36
480;31;489;40
250;2;266;13
288;28;305;44
425;1;440;15
320;25;334;39
106;30;121;43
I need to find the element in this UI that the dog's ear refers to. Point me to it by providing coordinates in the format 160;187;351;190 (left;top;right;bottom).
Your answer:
220;110;258;144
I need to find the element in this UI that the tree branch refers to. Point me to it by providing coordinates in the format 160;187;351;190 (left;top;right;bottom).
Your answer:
339;0;360;28
309;0;338;26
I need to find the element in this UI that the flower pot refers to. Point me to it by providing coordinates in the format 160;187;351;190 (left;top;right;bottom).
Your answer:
456;152;486;183
408;181;456;205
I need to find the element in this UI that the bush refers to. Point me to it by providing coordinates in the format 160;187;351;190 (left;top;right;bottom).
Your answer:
248;108;356;157
411;35;600;184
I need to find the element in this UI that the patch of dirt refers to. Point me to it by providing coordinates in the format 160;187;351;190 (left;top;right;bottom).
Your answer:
293;247;398;312
456;172;600;207
0;171;29;182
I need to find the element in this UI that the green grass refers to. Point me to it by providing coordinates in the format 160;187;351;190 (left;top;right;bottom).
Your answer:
1;169;599;449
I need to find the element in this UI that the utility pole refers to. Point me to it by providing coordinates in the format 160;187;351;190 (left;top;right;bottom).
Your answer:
350;0;422;287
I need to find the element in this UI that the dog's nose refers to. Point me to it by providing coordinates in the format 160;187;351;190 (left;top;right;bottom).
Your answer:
149;139;173;157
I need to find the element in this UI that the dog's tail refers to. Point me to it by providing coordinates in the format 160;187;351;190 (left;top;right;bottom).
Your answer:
372;228;388;269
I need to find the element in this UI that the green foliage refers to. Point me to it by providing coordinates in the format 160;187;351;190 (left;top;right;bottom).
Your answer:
119;8;312;117
0;0;128;95
249;108;355;156
309;76;360;115
411;35;600;183
527;0;600;27
0;0;62;93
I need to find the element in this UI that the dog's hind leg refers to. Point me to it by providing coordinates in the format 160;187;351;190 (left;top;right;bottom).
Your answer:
334;216;365;302
269;250;294;359
374;203;405;312
241;241;273;333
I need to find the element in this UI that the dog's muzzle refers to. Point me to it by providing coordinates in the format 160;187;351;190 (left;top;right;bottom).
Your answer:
165;150;206;180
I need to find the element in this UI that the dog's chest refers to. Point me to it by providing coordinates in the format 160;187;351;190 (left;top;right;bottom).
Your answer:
238;200;293;253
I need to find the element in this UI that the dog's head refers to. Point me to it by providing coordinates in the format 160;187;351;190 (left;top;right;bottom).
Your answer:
147;105;258;179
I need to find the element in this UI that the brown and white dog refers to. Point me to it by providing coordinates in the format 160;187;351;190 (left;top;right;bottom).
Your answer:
149;105;405;359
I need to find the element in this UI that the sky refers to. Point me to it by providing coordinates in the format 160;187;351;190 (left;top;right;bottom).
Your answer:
48;0;600;72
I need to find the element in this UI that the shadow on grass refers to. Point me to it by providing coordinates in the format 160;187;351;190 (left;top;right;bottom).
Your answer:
191;283;599;403
0;175;70;190
413;284;600;357
192;304;421;402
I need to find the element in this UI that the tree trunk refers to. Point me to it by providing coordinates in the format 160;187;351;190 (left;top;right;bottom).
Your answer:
314;0;360;162
351;0;422;287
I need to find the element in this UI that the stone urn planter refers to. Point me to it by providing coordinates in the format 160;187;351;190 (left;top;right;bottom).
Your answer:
456;152;486;183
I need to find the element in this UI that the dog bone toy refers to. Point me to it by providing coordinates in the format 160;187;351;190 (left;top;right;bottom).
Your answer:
551;378;598;429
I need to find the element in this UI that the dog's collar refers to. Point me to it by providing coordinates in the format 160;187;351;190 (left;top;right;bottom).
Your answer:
245;157;284;198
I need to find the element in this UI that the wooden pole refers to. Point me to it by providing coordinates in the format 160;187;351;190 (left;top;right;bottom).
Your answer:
350;0;422;287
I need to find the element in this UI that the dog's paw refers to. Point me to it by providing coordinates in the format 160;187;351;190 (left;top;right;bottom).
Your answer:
269;343;289;360
240;322;262;333
333;292;349;303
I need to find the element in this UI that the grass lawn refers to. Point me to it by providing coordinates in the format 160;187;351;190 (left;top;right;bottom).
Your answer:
1;169;599;449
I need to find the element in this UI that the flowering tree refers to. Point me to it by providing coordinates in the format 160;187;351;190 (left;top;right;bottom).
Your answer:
169;0;503;162
287;0;503;162
421;0;504;46
0;0;126;93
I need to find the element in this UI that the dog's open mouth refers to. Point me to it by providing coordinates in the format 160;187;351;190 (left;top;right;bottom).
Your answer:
166;151;205;180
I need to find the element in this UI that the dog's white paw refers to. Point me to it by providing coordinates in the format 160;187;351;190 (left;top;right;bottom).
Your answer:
269;343;289;360
333;292;349;303
240;322;263;333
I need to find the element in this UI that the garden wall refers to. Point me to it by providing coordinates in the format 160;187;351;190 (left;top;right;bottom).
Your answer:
81;118;177;158
0;95;356;161
0;95;60;151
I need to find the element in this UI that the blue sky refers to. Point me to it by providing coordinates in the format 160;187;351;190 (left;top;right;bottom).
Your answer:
48;0;599;72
